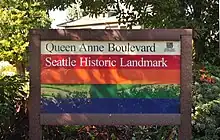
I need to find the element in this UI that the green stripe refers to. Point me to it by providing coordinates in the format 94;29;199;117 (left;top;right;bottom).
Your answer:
41;84;180;99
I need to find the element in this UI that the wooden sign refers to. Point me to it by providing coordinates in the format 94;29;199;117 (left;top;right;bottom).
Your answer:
29;29;192;140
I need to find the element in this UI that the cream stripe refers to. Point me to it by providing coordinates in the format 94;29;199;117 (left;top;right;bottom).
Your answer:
41;41;180;55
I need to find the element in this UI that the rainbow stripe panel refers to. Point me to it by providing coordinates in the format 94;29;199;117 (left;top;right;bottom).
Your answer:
40;41;180;114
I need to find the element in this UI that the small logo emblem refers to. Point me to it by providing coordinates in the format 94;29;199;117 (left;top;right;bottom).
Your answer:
164;42;175;52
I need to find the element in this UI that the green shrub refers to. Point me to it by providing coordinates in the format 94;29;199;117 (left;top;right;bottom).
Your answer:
0;75;29;140
192;63;220;140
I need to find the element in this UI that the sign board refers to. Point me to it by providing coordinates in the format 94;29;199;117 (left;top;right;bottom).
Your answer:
29;29;192;140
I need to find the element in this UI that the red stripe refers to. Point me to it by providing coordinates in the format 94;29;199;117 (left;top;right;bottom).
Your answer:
41;55;180;69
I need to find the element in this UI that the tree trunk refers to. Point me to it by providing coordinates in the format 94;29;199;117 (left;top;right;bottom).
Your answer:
15;61;25;77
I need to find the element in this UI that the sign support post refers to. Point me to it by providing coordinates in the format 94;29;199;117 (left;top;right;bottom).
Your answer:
179;35;192;140
29;32;41;140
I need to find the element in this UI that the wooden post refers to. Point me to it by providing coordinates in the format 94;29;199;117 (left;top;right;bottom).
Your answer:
179;34;192;140
29;31;41;140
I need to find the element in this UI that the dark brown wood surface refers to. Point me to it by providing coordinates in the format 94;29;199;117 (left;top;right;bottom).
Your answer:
179;35;192;140
30;29;191;41
29;34;41;140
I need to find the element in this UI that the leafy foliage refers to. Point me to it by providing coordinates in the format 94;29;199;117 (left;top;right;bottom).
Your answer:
66;0;87;20
41;125;178;140
192;64;220;139
0;75;29;140
0;0;51;69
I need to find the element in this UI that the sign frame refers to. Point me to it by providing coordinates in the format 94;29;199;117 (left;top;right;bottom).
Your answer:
29;29;192;140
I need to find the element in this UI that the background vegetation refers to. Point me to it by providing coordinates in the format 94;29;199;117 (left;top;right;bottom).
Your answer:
0;0;219;139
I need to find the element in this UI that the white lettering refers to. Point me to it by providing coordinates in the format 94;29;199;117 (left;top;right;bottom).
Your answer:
80;57;116;67
45;57;52;67
120;57;167;67
44;57;76;67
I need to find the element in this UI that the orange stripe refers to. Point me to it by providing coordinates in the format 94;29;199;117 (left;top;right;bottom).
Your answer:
41;68;180;84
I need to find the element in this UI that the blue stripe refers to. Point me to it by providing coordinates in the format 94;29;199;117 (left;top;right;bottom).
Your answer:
41;98;180;114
